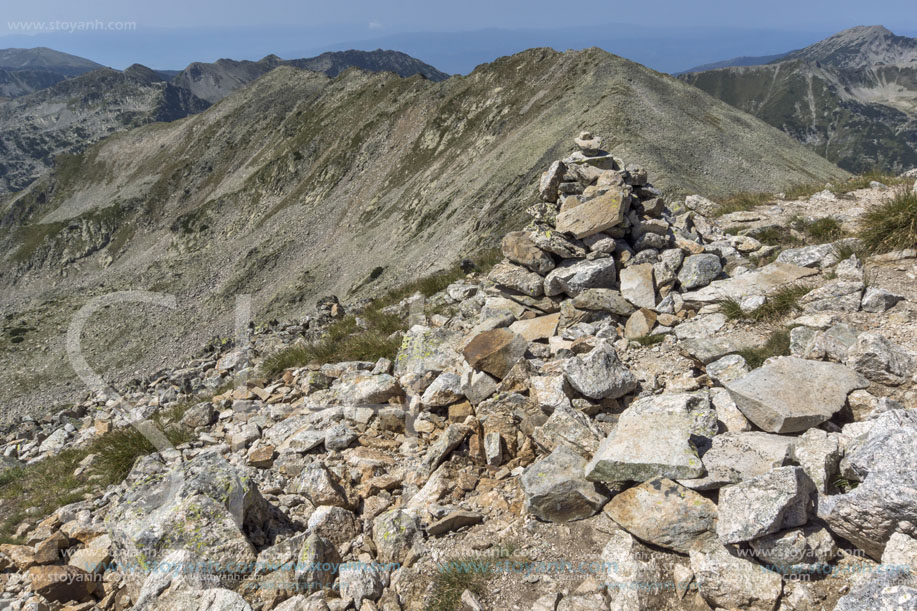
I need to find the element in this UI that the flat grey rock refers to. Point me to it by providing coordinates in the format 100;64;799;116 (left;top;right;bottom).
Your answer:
585;393;714;482
681;262;817;304
725;356;867;433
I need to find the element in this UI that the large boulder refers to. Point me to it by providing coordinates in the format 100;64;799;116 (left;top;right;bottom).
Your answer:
601;529;664;610
555;187;628;238
603;478;717;553
531;403;604;457
678;431;794;490
585;393;715;482
747;525;837;574
818;409;917;559
502;231;555;275
725;357;867;433
777;243;839;268
800;280;864;312
394;325;463;377
618;263;656;309
106;450;269;595
333;373;401;404
834;571;917;611
462;329;528;379
295;534;340;591
562;339;637;400
716;466;816;544
521;445;609;522
28;565;97;604
689;544;783;611
539;160;566;203
678;253;722;289
544;257;617;298
488;261;546;297
508;313;560;342
846;332;914;386
681;262;817;304
372;509;423;564
572;288;635;315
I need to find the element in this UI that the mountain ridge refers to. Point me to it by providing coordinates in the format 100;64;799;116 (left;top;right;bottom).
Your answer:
680;26;917;173
0;46;846;413
170;48;449;103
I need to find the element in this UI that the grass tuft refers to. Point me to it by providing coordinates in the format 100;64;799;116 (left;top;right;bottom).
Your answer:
717;285;809;323
425;542;526;611
0;418;192;542
717;297;746;321
713;192;771;216
857;189;917;254
261;249;501;377
798;217;846;243
736;328;792;369
633;334;667;347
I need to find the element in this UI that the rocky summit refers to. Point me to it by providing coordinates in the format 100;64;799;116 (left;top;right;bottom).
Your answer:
0;47;847;420
1;131;916;611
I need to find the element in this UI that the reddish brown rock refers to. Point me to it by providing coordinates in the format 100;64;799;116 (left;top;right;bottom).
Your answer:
555;187;627;238
463;329;528;379
502;231;555;275
29;565;97;603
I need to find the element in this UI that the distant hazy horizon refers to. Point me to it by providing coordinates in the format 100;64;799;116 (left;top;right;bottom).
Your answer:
1;0;916;74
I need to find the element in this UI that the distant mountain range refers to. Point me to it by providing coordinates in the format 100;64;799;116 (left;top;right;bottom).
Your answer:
680;26;917;173
172;49;448;103
0;47;102;97
0;46;845;411
0;48;448;195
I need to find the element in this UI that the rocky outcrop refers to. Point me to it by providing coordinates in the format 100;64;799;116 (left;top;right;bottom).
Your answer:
1;136;913;611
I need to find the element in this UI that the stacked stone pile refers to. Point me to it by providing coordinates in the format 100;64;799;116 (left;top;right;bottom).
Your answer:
2;136;917;610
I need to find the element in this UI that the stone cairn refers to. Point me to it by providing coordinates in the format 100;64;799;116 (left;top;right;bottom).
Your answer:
2;132;916;611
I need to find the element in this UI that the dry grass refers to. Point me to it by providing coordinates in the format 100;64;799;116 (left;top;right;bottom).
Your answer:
736;328;793;369
793;216;846;243
717;284;810;324
858;189;917;254
713;192;772;216
262;249;501;377
0;418;191;542
426;542;526;611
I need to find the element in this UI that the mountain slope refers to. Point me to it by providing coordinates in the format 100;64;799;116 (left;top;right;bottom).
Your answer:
0;47;102;76
781;25;917;70
679;53;788;74
681;26;917;173
173;49;449;103
0;47;103;98
0;68;68;98
0;65;210;194
0;47;846;414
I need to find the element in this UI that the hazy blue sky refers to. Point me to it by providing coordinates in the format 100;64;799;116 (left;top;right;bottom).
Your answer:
4;0;916;30
2;1;915;73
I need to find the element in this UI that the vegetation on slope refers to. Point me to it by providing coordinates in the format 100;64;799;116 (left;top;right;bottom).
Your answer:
0;406;192;542
858;189;917;254
262;249;501;377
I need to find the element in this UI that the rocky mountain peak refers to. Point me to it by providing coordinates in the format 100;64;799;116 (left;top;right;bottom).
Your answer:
782;24;917;70
0;47;102;75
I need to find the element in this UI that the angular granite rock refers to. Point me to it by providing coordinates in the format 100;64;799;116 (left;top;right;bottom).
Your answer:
562;339;637;400
521;445;609;522
585;393;714;482
603;478;717;554
725;357;867;433
818;409;917;559
462;329;528;379
716;466;815;544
